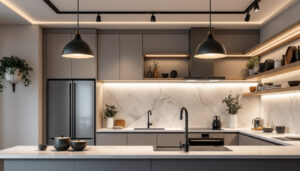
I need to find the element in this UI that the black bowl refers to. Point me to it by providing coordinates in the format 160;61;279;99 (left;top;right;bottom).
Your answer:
288;81;300;87
161;73;169;78
276;126;286;134
38;144;47;151
71;140;87;151
263;128;273;133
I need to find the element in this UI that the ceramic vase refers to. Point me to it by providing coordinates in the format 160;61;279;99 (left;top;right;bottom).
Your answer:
253;66;259;74
248;69;254;76
106;117;114;129
229;114;238;128
153;69;159;78
5;68;22;83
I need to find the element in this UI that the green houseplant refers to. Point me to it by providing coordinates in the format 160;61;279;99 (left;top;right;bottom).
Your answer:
246;56;259;76
0;56;33;92
104;104;118;128
222;93;242;128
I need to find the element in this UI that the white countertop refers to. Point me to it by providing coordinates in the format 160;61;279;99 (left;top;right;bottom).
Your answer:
1;129;300;159
96;128;239;133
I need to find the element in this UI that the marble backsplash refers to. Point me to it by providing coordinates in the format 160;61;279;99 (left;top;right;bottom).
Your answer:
101;83;260;129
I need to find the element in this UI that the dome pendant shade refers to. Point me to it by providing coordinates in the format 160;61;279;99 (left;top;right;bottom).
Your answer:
194;34;227;59
62;33;94;59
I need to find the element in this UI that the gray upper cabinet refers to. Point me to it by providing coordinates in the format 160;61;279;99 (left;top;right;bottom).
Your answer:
98;34;120;80
71;34;97;78
98;33;143;80
143;33;189;52
45;30;97;79
120;34;143;80
46;34;72;78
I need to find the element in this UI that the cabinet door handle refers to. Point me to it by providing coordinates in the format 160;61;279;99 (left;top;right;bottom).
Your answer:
69;83;72;138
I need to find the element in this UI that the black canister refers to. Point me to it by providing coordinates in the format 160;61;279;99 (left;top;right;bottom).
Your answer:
170;70;178;78
212;115;221;130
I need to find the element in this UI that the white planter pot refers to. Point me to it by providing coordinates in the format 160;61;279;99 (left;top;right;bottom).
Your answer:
229;114;238;128
5;68;22;83
248;69;254;76
253;66;259;74
106;117;114;129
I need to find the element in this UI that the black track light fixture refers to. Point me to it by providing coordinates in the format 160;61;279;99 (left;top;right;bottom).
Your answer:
151;13;156;22
254;2;260;12
245;12;250;22
96;13;101;22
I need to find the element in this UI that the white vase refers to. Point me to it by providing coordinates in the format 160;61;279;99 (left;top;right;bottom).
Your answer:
106;117;114;129
5;68;22;83
248;69;254;76
253;66;259;74
229;114;238;128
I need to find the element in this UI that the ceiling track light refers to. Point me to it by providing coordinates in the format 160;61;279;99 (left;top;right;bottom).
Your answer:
245;12;250;22
96;13;101;22
151;13;156;22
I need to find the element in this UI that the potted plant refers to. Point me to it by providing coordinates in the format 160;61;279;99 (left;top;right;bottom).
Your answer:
153;61;159;78
103;104;118;129
0;56;33;92
246;56;259;76
222;93;242;128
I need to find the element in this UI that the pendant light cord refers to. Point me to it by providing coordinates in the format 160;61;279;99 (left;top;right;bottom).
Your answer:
209;0;212;35
77;0;79;34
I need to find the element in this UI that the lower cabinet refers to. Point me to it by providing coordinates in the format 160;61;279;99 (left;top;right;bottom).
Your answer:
96;133;127;145
127;133;156;146
239;134;277;146
157;133;184;146
224;133;239;145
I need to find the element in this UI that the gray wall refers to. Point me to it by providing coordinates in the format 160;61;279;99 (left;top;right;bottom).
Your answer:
260;1;300;42
0;25;43;149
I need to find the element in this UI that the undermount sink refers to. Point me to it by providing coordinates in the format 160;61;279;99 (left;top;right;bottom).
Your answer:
153;146;231;152
134;128;165;130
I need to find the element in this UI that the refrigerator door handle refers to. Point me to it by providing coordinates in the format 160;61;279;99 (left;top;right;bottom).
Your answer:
69;83;73;138
73;82;77;138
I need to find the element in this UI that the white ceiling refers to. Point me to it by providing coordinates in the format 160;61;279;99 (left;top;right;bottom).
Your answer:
0;0;298;29
0;2;29;24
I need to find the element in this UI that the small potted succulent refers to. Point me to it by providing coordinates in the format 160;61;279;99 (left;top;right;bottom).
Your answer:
103;104;118;129
222;93;242;128
246;56;259;76
0;56;33;92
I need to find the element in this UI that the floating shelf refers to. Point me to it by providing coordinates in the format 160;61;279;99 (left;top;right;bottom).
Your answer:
143;78;184;80
243;86;300;96
245;61;300;81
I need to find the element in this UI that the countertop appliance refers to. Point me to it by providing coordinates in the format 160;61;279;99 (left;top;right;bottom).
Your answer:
252;117;264;128
47;79;95;145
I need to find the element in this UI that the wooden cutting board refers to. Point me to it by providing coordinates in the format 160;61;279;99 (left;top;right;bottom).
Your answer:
285;46;297;65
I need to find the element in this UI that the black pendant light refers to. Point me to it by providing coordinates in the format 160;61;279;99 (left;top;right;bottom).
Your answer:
194;0;226;59
62;0;94;59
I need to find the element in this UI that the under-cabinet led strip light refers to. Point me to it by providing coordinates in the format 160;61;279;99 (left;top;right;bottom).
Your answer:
246;25;300;56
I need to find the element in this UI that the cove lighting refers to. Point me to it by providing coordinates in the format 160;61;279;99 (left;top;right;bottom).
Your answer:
246;25;300;56
261;92;300;98
144;54;190;58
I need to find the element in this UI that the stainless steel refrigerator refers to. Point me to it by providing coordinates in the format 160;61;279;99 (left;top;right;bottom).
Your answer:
47;79;95;145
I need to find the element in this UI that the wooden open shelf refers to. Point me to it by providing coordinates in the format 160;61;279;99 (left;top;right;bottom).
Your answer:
143;78;184;80
245;61;300;81
243;86;300;96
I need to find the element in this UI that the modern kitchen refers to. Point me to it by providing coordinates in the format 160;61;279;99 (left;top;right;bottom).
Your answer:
0;0;300;170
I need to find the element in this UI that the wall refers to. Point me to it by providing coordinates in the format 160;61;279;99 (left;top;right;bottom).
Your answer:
260;1;300;42
101;82;259;128
0;25;42;149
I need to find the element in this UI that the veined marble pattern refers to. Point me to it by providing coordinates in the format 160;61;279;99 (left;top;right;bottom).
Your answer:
261;93;300;134
102;83;259;128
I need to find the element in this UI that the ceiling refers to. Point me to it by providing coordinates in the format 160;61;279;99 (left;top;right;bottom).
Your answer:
0;0;297;29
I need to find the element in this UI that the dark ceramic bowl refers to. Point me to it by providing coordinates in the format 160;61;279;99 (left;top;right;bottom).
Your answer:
162;73;169;78
54;136;70;151
276;126;286;134
38;144;47;151
71;140;87;151
263;127;273;133
288;81;300;87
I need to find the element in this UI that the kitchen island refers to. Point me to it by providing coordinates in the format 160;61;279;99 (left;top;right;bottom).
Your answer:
1;130;300;171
